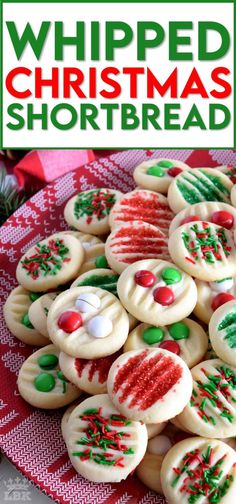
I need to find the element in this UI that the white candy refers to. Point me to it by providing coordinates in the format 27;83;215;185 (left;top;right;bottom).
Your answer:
82;242;92;250
147;435;172;456
87;315;113;338
210;278;234;293
75;293;101;313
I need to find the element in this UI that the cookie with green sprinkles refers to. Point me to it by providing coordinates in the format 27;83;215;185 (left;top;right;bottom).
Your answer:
168;221;236;281
168;168;233;214
17;344;81;409
16;234;84;292
161;436;236;504
209;300;236;366
177;359;236;438
64;188;122;235
3;285;49;346
133;158;190;194
124;318;208;368
66;394;148;482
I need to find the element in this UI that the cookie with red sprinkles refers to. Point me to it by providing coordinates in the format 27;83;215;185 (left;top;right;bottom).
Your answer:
161;437;236;504
66;394;148;482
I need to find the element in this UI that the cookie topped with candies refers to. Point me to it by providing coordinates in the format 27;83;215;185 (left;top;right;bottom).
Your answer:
194;277;236;324
133;159;190;194
117;259;197;325
169;201;236;234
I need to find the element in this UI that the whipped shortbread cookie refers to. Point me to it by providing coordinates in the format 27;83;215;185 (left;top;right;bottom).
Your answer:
78;243;108;275
169;201;236;234
124;319;208;368
109;189;174;234
117;259;197;326
64;188;122;235
107;348;192;423
16;234;84;292
133;158;190;194
105;221;170;274
218;164;236;183
17;344;81;409
168;168;233;214
177;359;236;438
66;394;148;482
4;286;49;346
47;287;129;359
55;230;103;249
168;221;236;281
209;300;236;366
161;437;236;504
194;277;236;324
28;292;58;338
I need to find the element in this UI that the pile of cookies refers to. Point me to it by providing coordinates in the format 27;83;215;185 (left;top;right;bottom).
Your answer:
4;161;236;503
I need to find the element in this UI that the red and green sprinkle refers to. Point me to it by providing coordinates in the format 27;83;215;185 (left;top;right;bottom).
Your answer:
74;189;116;224
72;408;134;467
21;239;70;279
182;223;231;264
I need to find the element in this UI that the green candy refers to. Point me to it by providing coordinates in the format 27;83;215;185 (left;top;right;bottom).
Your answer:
29;292;42;302
143;326;164;345
57;371;68;382
38;354;59;370
34;373;56;392
95;255;108;268
169;322;190;340
161;267;182;285
157;160;173;168
21;313;34;329
147;166;164;177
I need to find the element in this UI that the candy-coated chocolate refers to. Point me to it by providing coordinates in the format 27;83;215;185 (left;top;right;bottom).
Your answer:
75;293;101;313
34;372;56;392
29;292;42;302
157;160;173;168
180;215;201;225
161;267;182;285
95;255;108;268
21;313;34;329
153;286;175;305
58;311;83;333
147;166;164;177
135;270;156;287
211;292;236;311
169;322;190;340
143;326;164;345
87;315;113;338
158;340;180;354
38;354;58;370
210;277;234;293
167;167;183;177
211;210;234;229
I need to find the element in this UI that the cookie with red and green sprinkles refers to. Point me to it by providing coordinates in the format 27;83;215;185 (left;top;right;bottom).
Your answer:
133;158;190;194
218;164;236;184
194;277;236;324
209;300;236;367
66;393;148;482
169;201;236;235
64;188;122;235
124;318;208;369
16;234;84;292
231;184;236;208
3;286;49;346
168;221;236;282
17;344;81;409
168;168;233;214
161;437;236;504
177;359;236;438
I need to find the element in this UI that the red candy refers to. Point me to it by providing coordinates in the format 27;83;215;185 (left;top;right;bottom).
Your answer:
180;215;201;225
58;311;83;333
167;167;183;177
211;210;234;229
153;286;174;305
159;340;180;355
135;270;156;287
211;293;236;311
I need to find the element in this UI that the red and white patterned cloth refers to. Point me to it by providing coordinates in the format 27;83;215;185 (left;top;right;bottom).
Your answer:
1;149;236;504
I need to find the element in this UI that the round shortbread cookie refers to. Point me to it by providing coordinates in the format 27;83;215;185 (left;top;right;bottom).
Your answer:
47;287;129;358
194;277;236;324
16;234;84;292
124;319;208;368
64;188;122;235
177;359;236;438
218;164;236;183
66;394;148;483
133;158;190;194
209;300;236;366
231;184;236;207
28;292;58;338
54;230;103;249
59;350;121;395
168;221;236;281
3;286;49;346
78;244;108;275
168;168;233;214
70;268;138;331
160;437;236;504
117;259;197;326
107;348;192;423
108;189;174;234
146;422;167;439
169;201;236;234
61;397;88;442
105;221;170;274
17;344;81;409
